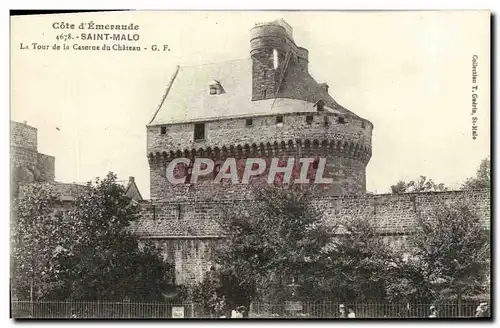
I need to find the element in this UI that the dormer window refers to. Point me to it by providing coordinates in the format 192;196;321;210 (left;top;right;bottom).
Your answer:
276;115;283;125
209;85;217;95
314;100;325;112
209;80;224;95
306;115;313;125
338;117;346;124
160;126;166;135
246;118;253;127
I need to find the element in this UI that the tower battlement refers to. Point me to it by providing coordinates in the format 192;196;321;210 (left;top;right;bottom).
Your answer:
147;19;373;200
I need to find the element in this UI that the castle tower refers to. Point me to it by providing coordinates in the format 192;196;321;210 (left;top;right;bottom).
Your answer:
147;19;373;201
10;121;55;197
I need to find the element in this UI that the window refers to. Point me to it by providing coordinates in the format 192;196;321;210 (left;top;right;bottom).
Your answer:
306;115;313;125
263;89;267;98
312;159;319;170
194;123;205;141
213;164;221;178
276;115;283;124
338;117;346;124
324;116;329;126
361;121;366;129
246;118;253;127
273;49;279;69
209;82;224;95
160;126;166;135
185;165;193;184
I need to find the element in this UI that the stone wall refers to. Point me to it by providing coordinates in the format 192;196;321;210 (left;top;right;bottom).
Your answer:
132;189;490;286
147;112;372;200
148;111;372;154
11;121;37;151
11;121;55;192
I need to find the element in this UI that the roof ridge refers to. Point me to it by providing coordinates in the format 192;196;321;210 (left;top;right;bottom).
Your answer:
148;65;180;125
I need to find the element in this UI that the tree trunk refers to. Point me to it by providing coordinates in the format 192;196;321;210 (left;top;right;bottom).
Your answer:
457;290;462;318
30;279;34;318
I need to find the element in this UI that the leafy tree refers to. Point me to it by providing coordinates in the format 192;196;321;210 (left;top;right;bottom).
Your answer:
11;184;66;301
300;215;400;304
202;185;332;311
11;172;174;302
391;176;447;194
462;157;490;190
409;196;490;313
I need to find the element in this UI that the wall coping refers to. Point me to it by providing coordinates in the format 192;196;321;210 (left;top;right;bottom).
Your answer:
139;189;490;206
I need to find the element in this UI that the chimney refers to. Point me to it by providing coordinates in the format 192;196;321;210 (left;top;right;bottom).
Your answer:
319;83;329;94
22;120;27;124
129;176;135;183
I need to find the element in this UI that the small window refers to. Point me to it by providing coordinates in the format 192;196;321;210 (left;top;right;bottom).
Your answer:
306;115;313;124
276;115;283;124
185;165;193;184
160;126;166;135
194;123;205;141
246;118;253;127
209;85;217;95
317;101;324;111
213;164;221;178
324;116;329;126
338;117;346;124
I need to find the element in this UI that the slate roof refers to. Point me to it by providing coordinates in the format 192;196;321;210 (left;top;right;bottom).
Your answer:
148;59;356;126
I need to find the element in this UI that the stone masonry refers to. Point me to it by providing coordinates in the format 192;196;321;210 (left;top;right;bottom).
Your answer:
140;19;490;286
131;190;490;286
11;121;55;193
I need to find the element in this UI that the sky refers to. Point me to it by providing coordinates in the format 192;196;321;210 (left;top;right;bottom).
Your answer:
10;11;490;198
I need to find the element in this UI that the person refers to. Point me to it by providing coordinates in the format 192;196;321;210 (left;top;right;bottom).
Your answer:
429;305;438;318
475;302;489;318
338;304;347;318
347;308;356;318
238;306;247;318
231;307;243;319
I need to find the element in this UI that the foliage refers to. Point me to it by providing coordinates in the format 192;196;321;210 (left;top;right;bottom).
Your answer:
201;185;332;308
462;157;490;190
11;184;65;300
11;172;174;302
299;215;400;303
409;196;490;303
390;176;447;194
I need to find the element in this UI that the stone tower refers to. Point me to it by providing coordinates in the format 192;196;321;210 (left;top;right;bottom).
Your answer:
10;121;55;197
147;19;373;202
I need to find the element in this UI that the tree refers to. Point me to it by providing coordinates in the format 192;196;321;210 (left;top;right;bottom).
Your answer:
11;172;174;302
391;176;447;194
201;184;332;312
11;184;67;301
300;215;400;304
52;173;173;301
462;157;490;190
409;196;490;312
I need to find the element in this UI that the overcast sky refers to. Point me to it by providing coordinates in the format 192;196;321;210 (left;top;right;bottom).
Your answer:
11;11;490;198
